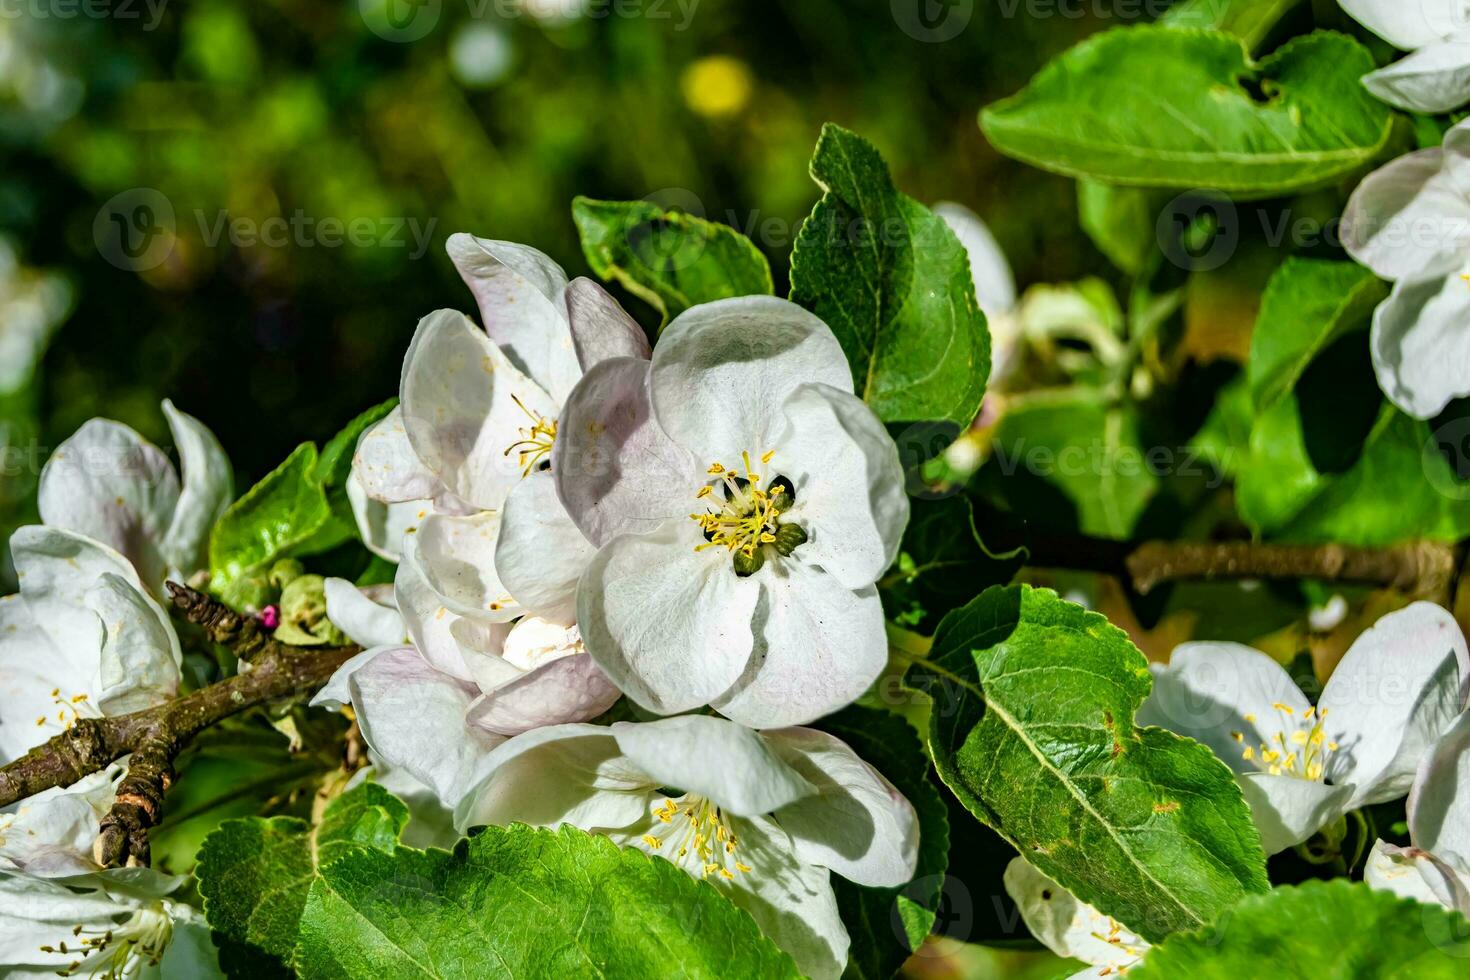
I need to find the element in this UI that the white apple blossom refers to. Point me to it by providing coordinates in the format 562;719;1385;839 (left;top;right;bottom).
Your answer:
1340;1;1470;113
455;713;918;980
1003;858;1148;978
1138;602;1469;853
1365;710;1470;914
0;867;220;978
35;401;232;593
348;235;647;631
312;567;619;806
1341;116;1470;420
555;295;907;727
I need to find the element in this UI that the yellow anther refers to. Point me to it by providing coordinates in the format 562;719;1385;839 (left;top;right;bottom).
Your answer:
503;394;558;477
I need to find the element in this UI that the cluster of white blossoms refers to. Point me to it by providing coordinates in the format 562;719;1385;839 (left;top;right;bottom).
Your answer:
0;403;230;978
321;234;919;977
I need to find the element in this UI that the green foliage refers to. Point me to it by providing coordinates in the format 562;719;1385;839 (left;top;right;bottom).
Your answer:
908;585;1269;944
1131;880;1470;977
1161;0;1305;48
790;124;990;432
817;706;949;979
1076;182;1162;277
196;784;411;971
881;494;1020;631
294;823;800;980
981;28;1392;198
572;196;773;325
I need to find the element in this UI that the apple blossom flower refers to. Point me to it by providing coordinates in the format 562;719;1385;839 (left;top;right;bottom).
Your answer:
1003;857;1148;978
555;295;908;727
1365;710;1470;914
455;713;919;979
1339;1;1470;113
35;401;232;593
1138;602;1469;853
1;526;183;765
311;564;619;807
0;866;220;978
348;234;647;632
1341;116;1470;420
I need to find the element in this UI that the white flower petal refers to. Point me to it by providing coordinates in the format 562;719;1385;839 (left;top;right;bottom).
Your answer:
577;521;758;716
392;553;477;682
323;578;405;649
1370;272;1470;420
766;727;918;887
1341;0;1466;49
1320;602;1469;806
772;383;907;589
1365;839;1467;912
610;716;814;817
1407;709;1470;868
1237;771;1353;854
563;276;651;370
347;645;504;807
158;400;231;579
1364;39;1470;113
399;308;559;510
0;770;116;877
37;419;180;590
494;470;595;625
467;653;620;736
1341;148;1470;283
553;357;696;547
650;296;853;463
0;597;74;760
1002;857;1146;969
933;201;1017;318
445;233;581;401
351;407;443;504
714;564;887;729
406;510;520;622
1136;642;1310;774
346;472;425;563
87;573;181;715
309;646;388;711
454;723;651;833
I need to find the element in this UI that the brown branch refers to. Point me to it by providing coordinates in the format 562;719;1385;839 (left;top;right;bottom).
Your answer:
0;584;359;867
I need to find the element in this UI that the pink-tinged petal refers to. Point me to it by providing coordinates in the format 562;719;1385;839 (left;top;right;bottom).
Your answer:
399;308;559;510
713;562;887;729
577;520;758;717
766;726;919;887
38;419;180;590
445;233;582;401
554;357;698;547
393;548;477;682
1370;273;1470;420
495;470;594;626
771;383;908;589
347;645;505;807
467;653;620;736
564;276;650;370
1341;148;1470;283
611;715;814;817
1320;602;1469;805
650;295;852;463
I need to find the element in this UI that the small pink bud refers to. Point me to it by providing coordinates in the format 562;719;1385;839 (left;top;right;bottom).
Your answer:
260;605;281;630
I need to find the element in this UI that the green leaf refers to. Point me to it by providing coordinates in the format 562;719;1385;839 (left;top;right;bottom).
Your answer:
572;196;773;324
980;28;1392;198
294;823;800;979
907;585;1268;944
790;124;990;431
1130;879;1470;978
208;443;333;599
982;391;1157;539
1161;0;1304;49
196;784;410;969
1076;182;1163;277
881;494;1020;631
1247;258;1386;413
817;706;949;979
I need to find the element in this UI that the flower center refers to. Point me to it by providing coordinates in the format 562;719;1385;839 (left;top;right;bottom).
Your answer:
638;795;752;881
1232;703;1338;781
503;394;558;477
689;451;804;574
40;904;174;979
34;688;100;734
